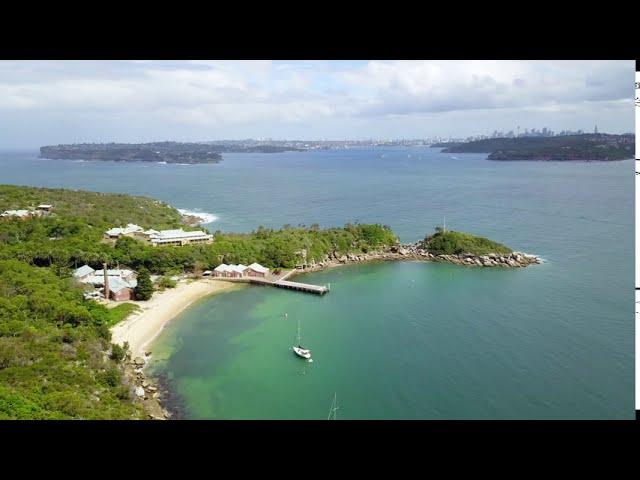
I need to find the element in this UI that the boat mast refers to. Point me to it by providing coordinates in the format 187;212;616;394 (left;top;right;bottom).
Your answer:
297;318;301;346
328;393;338;420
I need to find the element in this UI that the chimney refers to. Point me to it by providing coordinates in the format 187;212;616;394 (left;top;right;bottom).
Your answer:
103;262;110;300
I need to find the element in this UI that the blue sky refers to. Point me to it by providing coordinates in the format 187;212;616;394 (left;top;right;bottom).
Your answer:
0;60;634;148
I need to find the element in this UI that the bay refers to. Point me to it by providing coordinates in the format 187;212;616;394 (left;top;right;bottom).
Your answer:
1;146;633;418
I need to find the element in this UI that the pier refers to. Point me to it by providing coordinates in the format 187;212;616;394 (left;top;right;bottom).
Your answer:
213;269;330;295
273;279;329;295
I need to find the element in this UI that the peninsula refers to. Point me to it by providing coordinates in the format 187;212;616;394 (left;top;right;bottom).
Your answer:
434;133;635;161
39;141;306;164
0;184;539;420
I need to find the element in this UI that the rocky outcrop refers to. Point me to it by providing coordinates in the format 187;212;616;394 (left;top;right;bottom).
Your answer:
123;352;171;420
293;243;540;274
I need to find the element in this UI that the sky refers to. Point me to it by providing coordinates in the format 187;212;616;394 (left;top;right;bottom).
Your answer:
0;60;635;148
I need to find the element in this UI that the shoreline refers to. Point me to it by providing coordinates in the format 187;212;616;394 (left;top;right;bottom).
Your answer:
286;243;541;275
110;278;243;419
111;278;241;358
112;246;540;419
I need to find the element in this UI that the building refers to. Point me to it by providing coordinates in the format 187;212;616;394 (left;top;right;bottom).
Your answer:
36;204;54;213
245;262;269;277
213;263;247;278
94;268;136;283
73;264;138;301
104;223;144;239
213;264;230;277
145;228;213;247
104;224;213;246
228;264;247;277
213;264;246;278
73;264;95;281
1;209;34;219
106;276;135;301
212;263;268;278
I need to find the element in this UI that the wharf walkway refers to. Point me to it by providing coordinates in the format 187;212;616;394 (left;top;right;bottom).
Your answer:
213;269;330;295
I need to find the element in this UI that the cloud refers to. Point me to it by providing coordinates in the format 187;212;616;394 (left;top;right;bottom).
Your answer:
0;60;634;147
343;60;633;116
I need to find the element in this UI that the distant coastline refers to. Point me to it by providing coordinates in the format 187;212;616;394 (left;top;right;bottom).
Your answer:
39;142;306;164
433;133;635;161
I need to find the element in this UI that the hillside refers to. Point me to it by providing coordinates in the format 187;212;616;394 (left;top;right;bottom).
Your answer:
40;143;223;164
0;184;527;419
439;134;634;161
423;229;512;256
39;142;306;164
0;184;183;230
0;185;403;418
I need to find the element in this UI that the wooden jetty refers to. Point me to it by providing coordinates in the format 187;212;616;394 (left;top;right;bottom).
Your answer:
273;279;329;295
214;270;330;295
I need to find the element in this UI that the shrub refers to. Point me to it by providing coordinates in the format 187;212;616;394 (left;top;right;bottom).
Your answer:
156;276;177;290
110;343;126;363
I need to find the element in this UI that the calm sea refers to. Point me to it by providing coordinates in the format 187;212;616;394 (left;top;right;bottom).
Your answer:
0;147;633;419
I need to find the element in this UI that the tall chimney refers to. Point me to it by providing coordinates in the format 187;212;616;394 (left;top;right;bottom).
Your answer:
103;262;110;300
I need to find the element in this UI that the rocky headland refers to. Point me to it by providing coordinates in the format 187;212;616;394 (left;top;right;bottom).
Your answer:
293;241;541;273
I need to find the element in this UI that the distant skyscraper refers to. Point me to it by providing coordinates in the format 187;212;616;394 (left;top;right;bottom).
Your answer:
594;124;598;134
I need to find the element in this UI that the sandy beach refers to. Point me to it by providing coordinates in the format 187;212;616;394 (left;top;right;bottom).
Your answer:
110;279;241;358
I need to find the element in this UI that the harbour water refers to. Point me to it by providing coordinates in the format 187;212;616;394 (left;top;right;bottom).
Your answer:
1;147;633;418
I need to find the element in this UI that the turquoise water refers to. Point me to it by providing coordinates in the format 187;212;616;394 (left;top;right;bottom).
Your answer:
0;147;634;418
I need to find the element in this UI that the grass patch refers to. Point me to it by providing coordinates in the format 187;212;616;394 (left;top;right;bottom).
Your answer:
104;303;140;327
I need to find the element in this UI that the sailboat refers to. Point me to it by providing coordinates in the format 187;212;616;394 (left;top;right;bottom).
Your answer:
328;393;339;420
292;318;312;360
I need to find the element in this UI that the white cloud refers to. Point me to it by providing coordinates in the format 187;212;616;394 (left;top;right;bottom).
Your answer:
0;60;634;147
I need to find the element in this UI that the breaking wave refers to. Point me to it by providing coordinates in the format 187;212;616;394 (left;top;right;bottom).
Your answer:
177;208;219;224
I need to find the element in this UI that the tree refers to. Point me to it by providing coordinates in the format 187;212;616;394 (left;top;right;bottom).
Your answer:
134;268;154;301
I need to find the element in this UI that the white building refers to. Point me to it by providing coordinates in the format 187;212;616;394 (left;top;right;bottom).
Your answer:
246;262;269;277
73;264;95;281
145;228;213;247
105;223;144;239
104;224;213;246
1;209;33;219
212;262;269;278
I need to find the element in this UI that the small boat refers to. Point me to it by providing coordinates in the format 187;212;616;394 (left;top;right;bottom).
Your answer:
292;318;312;360
293;345;311;359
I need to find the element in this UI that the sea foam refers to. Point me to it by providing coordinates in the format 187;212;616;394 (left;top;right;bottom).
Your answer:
177;208;218;224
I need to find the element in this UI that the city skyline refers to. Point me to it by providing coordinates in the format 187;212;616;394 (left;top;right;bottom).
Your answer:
0;60;634;149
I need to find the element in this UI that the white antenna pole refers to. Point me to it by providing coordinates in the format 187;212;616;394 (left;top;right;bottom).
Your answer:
443;215;446;233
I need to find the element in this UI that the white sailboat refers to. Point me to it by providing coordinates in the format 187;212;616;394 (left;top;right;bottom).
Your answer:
292;318;312;360
328;393;339;420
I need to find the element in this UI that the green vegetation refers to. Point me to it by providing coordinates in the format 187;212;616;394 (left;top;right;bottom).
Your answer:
441;134;634;161
40;143;223;164
103;303;140;328
156;276;177;290
0;184;184;229
0;259;143;419
0;184;401;419
133;269;154;301
424;229;512;256
0;185;399;274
